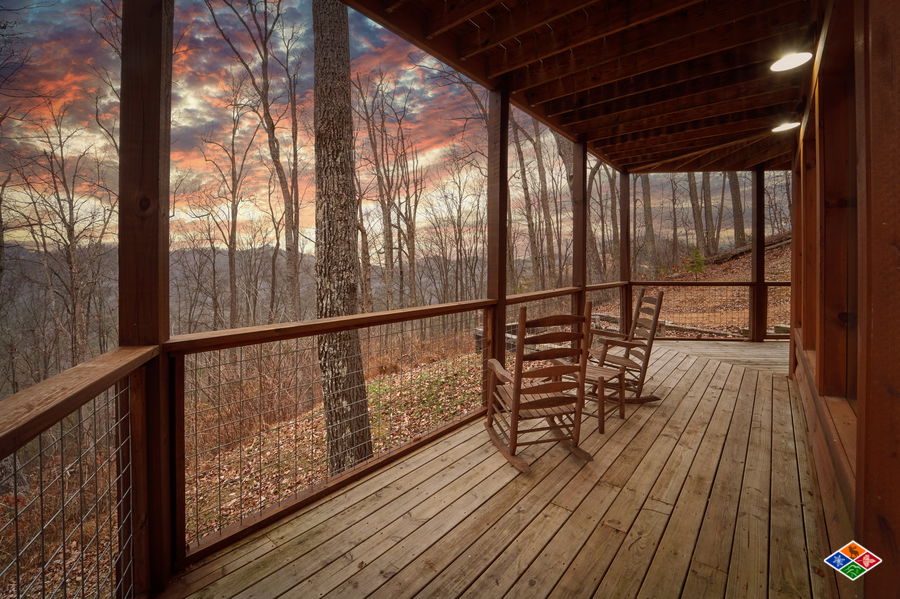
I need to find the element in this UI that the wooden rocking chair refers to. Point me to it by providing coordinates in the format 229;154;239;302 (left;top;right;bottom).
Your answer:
585;288;664;433
484;302;593;473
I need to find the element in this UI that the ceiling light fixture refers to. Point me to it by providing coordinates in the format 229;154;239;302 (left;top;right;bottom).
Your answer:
772;121;801;133
771;51;813;72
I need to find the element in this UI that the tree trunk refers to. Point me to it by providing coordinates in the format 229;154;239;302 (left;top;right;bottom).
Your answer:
512;121;543;289
687;172;708;256
701;172;715;255
313;0;372;475
727;171;747;247
639;174;659;275
528;120;557;286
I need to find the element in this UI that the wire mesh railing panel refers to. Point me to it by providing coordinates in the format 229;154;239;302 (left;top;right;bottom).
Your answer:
182;309;485;548
767;285;791;335
0;382;134;599
635;285;750;339
587;288;623;335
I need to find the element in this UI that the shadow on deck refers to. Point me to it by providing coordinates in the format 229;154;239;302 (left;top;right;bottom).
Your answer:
162;342;838;599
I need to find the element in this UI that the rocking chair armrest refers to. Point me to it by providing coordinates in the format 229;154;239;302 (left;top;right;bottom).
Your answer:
485;358;514;384
597;338;647;350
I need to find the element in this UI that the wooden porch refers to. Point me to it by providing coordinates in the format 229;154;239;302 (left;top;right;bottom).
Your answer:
162;342;837;599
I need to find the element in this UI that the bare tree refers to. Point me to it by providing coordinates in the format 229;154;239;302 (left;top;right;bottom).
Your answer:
313;0;372;474
727;171;747;246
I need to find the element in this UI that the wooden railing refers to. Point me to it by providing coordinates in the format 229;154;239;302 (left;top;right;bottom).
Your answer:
0;279;789;592
0;346;158;598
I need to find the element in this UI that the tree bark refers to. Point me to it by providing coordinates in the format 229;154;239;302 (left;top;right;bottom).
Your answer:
639;174;659;275
511;120;543;289
727;171;746;247
313;0;372;475
687;172;708;256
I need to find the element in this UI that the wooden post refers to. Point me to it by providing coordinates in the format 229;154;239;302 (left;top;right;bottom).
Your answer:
619;170;632;333
854;0;900;593
572;141;588;319
789;155;801;374
484;88;509;401
119;0;174;590
750;167;766;341
815;5;853;397
800;128;818;351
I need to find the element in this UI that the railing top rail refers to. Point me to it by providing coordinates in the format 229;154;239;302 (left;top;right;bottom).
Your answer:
0;345;158;460
585;281;628;292
164;298;496;354
633;280;791;287
506;286;581;305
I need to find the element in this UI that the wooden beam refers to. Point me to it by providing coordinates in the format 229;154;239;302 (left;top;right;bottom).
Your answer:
815;4;853;397
855;1;900;593
558;65;795;126
602;131;767;164
575;88;799;141
522;21;811;105
594;110;795;153
800;129;817;351
541;46;777;118
677;134;795;171
486;88;510;372
619;170;632;333
459;0;600;59
425;0;503;39
510;0;803;93
622;133;770;172
750;167;767;341
572;141;587;318
119;0;174;592
487;0;703;77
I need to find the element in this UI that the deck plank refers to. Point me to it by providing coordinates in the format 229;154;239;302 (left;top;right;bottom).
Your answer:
725;371;774;599
160;342;832;599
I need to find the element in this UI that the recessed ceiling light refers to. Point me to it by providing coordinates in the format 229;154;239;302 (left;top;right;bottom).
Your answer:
772;121;801;133
771;51;813;72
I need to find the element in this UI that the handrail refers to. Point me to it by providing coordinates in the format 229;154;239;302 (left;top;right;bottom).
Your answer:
0;345;159;460
506;286;580;305
164;298;496;354
633;280;791;287
585;280;628;292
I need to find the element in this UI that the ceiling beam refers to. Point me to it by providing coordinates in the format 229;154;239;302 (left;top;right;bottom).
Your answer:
486;0;702;77
607;132;770;166
557;64;788;126
680;134;794;171
540;40;786;117
510;0;801;92
578;89;800;140
425;0;504;39
459;0;601;59
523;23;811;105
594;111;793;155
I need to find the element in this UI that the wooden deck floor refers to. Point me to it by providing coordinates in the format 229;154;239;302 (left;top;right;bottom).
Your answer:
164;344;839;599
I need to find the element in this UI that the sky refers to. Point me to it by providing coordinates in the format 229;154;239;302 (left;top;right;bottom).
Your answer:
2;0;488;235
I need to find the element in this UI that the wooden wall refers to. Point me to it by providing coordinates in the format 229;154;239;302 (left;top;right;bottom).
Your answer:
792;0;899;595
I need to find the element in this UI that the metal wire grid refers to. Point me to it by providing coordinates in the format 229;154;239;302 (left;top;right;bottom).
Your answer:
0;382;133;599
767;285;791;333
637;285;750;338
182;309;485;547
587;288;623;335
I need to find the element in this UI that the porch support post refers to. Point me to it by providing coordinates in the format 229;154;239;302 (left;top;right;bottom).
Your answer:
815;10;853;396
484;88;509;388
854;0;900;593
750;167;766;341
572;141;588;318
619;169;632;333
119;0;175;590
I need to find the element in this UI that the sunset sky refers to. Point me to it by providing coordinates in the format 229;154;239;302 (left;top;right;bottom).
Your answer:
6;0;490;233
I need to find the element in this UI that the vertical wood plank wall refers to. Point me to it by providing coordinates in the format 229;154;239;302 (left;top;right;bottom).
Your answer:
792;0;899;595
853;0;900;596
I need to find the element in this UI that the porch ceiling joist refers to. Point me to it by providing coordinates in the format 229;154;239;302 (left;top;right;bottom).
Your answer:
342;0;818;172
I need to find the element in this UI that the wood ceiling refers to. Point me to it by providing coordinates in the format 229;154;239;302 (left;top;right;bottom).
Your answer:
343;0;818;172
